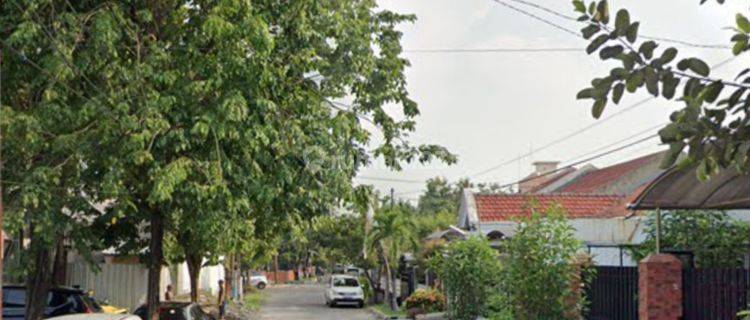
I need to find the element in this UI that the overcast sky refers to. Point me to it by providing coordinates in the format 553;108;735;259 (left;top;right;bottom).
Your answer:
356;0;750;202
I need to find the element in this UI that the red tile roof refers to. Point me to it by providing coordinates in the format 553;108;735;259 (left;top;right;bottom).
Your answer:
557;152;665;194
474;193;626;222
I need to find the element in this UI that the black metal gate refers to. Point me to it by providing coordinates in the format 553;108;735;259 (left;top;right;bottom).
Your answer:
585;266;639;320
683;268;749;320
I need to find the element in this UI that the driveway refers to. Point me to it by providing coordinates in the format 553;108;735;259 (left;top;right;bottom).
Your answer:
258;285;376;320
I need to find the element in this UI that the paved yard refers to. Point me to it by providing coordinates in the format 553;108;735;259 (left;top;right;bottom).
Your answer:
258;285;376;320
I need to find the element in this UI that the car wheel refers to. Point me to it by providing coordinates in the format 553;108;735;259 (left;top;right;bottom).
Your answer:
257;282;266;290
329;301;336;308
358;301;364;308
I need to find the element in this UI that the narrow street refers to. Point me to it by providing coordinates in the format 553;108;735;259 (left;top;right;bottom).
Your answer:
258;285;376;320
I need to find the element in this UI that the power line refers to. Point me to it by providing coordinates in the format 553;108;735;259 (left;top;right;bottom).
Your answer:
493;133;659;189
502;0;732;50
405;48;582;53
561;122;666;164
468;55;737;180
489;0;582;38
356;176;425;183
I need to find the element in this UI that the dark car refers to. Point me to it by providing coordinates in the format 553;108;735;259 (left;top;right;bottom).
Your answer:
133;302;214;320
2;285;103;320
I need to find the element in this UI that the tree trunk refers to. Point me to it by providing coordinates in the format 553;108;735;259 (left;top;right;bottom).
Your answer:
147;212;164;320
383;256;396;311
390;271;399;311
51;238;67;286
362;269;377;304
26;236;55;320
273;255;279;284
186;253;202;303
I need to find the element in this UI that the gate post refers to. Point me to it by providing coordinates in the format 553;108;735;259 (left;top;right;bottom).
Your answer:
639;254;682;320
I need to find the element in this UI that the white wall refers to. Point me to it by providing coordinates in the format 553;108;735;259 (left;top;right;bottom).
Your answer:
478;217;644;266
67;258;226;311
172;261;224;297
66;261;169;311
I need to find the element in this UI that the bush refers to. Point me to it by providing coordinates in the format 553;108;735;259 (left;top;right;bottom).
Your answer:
433;236;501;320
403;288;446;315
498;205;589;320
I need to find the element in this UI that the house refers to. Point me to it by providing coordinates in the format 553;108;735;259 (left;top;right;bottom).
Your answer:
458;151;670;266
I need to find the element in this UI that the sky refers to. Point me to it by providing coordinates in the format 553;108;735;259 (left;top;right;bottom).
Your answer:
355;0;750;202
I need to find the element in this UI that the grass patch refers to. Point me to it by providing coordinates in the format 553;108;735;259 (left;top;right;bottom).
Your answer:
372;303;406;318
243;290;266;312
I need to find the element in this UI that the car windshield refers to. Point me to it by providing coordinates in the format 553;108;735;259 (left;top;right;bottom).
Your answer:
333;278;359;287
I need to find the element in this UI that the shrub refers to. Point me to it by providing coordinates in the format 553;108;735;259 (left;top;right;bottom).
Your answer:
498;204;590;320
433;236;501;320
403;288;446;315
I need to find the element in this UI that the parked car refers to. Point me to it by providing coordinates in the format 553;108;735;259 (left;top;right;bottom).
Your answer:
249;272;268;290
133;302;214;320
49;314;140;320
324;274;365;308
3;285;103;320
345;266;362;277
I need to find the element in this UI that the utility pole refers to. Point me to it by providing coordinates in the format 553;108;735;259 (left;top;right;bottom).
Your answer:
390;188;395;208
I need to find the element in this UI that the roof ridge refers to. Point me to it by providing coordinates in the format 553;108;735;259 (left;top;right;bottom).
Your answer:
475;192;624;198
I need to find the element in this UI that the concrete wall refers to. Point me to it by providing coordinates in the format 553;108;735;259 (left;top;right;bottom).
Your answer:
67;257;226;311
478;216;644;266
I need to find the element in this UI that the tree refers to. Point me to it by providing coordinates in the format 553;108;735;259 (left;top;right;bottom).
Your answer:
631;210;750;267
499;205;587;320
368;207;418;311
417;177;459;216
574;0;750;176
433;236;501;320
3;2;455;320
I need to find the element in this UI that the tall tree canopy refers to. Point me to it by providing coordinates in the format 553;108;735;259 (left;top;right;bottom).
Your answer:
1;1;454;319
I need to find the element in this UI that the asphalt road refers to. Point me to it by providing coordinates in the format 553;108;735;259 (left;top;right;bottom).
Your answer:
258;285;376;320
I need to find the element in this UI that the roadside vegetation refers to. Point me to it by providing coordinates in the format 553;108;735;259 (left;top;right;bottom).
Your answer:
243;290;266;312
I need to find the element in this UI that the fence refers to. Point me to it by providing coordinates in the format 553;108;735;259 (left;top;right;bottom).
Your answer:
683;268;749;320
585;266;638;320
66;261;152;311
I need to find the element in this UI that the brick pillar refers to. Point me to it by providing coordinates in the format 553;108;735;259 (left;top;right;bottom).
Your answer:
639;254;682;320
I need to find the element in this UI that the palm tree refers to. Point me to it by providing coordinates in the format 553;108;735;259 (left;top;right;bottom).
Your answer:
367;207;418;311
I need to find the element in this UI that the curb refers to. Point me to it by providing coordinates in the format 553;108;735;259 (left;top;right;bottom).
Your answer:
367;306;390;320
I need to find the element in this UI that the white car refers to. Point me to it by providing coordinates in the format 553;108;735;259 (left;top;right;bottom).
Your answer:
324;275;365;308
250;272;268;289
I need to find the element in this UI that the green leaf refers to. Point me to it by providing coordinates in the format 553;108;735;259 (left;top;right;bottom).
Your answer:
702;81;724;103
573;0;586;14
639;41;658;59
662;74;680;99
586;34;610;54
644;67;659;96
659;47;678;65
576;88;595;99
612;83;625;104
599;45;623;59
592;99;606;119
677;58;691;71
688;58;710;77
659;123;680;142
626;22;639;43
626;70;644;93
737;14;750;33
733;40;747;56
594;0;609;23
581;24;600;39
615;10;630;35
618;52;636;70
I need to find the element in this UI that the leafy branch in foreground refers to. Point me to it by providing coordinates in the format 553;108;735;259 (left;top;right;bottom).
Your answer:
574;0;750;178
